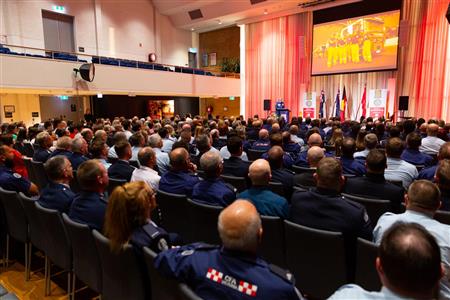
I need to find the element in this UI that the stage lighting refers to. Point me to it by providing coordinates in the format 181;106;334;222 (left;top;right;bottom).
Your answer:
73;63;95;82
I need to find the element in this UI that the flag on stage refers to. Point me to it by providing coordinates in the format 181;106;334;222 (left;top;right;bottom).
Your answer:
319;90;326;118
361;84;367;118
335;89;340;118
340;86;347;120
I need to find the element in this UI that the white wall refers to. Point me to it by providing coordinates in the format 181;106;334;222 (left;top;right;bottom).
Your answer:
0;0;193;65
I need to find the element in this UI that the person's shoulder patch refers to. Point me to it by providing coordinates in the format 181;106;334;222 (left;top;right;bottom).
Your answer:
269;264;295;284
13;173;22;178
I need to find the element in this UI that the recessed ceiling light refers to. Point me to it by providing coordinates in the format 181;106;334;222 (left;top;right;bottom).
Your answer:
191;28;195;31
217;20;222;24
264;9;268;15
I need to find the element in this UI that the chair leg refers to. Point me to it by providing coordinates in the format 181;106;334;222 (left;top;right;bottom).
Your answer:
5;235;9;268
44;256;51;296
24;243;28;281
67;271;73;300
25;242;32;281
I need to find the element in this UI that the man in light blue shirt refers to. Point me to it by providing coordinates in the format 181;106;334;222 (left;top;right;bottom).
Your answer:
354;133;378;160
149;133;170;174
372;180;450;299
329;222;443;300
384;137;418;189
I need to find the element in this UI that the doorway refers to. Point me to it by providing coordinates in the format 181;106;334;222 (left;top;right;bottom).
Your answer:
188;51;197;68
42;10;75;53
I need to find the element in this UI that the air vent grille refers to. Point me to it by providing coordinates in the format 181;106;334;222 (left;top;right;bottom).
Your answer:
188;9;203;20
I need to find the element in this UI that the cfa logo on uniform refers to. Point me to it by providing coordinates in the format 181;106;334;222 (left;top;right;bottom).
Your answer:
206;268;258;296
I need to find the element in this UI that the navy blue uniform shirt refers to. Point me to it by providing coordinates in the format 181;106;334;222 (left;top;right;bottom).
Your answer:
340;157;366;176
262;152;294;169
69;152;89;170
401;149;434;166
108;160;135;182
33;146;51;163
192;178;236;207
223;157;251;178
49;149;72;159
418;165;437;181
0;166;31;195
155;243;302;300
159;170;200;197
38;182;75;213
251;139;270;152
69;191;107;231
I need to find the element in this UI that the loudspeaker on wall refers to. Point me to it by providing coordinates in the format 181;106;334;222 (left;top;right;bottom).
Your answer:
399;96;409;111
446;3;450;24
263;99;271;111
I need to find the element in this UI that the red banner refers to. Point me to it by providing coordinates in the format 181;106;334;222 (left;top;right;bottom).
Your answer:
303;108;315;118
369;107;385;118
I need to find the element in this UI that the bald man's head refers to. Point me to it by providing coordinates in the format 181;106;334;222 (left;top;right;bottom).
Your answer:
249;159;271;186
268;146;284;169
169;147;189;171
218;200;262;253
308;133;323;147
427;123;439;137
307;146;325;168
259;129;269;140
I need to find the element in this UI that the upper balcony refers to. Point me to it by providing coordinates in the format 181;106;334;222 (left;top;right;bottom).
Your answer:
0;44;240;97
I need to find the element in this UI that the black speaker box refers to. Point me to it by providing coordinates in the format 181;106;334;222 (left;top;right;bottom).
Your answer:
446;3;450;24
263;99;271;111
399;96;409;111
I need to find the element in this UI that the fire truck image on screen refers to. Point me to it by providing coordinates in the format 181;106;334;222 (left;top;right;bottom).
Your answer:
312;10;400;75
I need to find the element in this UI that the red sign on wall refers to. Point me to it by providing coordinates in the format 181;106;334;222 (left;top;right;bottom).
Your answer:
303;108;315;118
369;107;385;118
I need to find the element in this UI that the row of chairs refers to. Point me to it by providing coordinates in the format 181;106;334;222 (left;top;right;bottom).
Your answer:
154;190;380;299
0;187;200;300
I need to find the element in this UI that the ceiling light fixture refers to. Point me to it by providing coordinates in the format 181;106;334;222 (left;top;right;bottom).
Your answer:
217;20;222;24
191;28;195;31
263;9;268;15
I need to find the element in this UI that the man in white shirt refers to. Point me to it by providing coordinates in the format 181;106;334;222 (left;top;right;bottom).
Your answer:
384;137;418;189
289;125;305;147
372;180;450;299
420;123;445;155
148;133;170;175
159;127;174;153
131;147;160;190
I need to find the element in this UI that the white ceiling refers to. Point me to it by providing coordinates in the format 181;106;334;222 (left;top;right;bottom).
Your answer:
152;0;363;32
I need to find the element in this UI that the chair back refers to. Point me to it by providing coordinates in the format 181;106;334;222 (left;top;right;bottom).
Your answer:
247;149;265;161
107;178;127;196
178;284;203;300
93;230;146;300
355;238;381;291
284;220;347;299
220;175;247;193
129;160;140;168
342;193;390;224
62;213;102;293
156;190;190;242
143;247;192;300
259;216;286;268
186;199;222;245
291;165;314;174
35;202;72;270
435;210;450;226
23;157;38;186
387;180;403;187
31;160;49;190
268;181;285;197
19;193;48;251
0;188;27;243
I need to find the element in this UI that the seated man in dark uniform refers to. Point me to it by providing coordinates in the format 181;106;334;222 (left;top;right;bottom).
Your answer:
107;140;135;182
38;155;75;213
436;159;450;211
192;151;236;207
49;136;73;159
0;145;39;196
282;132;301;159
329;222;442;299
294;133;324;168
69;137;89;170
290;157;372;240
159;147;200;197
267;146;294;199
223;136;251;178
32;131;53;163
293;146;324;188
339;137;366;176
401;132;434;166
69;160;108;231
251;129;271;151
239;159;289;218
155;200;303;300
419;142;450;180
344;149;404;213
261;133;294;169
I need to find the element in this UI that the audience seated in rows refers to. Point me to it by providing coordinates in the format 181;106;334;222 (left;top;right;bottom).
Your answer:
130;147;160;190
353;133;378;160
68;159;108;231
239;159;289;218
294;133;324;167
401;132;434;166
159;147;200;197
384;137;418;189
373;180;450;299
222;135;251;178
0;145;38;196
191;151;236;207
108;141;135;182
155;200;302;299
90;139;111;169
32;131;53;162
251;129;270;151
38;156;75;213
419;142;450;180
69;137;89;170
293;146;324;188
329;222;442;299
148;133;170;174
49;136;72;159
420;123;445;155
267;146;294;198
340;137;366;176
290;157;372;240
344;149;404;213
